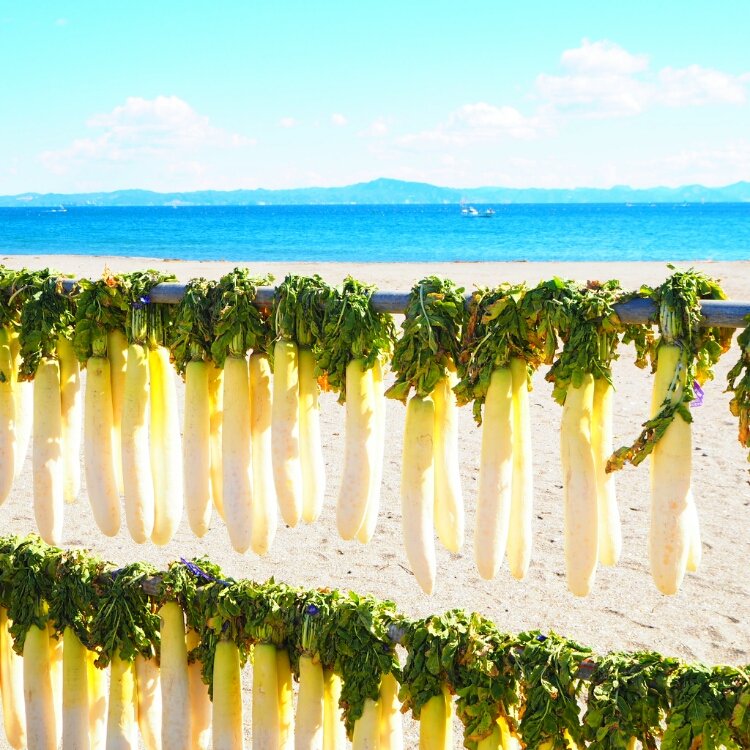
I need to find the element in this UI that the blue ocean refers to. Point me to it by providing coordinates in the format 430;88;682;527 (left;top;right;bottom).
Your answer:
0;203;748;262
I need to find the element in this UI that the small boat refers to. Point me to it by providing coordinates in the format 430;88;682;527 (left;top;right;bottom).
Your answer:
461;204;495;218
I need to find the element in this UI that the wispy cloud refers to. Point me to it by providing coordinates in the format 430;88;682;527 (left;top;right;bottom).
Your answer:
279;116;298;128
330;113;348;127
359;116;390;137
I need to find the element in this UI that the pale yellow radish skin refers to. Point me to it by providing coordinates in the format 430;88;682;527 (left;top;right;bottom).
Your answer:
296;654;325;749
207;363;225;520
337;360;376;540
121;343;155;543
299;346;326;524
87;650;107;750
251;643;280;749
592;377;621;567
159;601;190;750
561;374;599;597
419;690;452;750
23;623;56;750
135;654;162;750
352;698;380;750
84;356;121;536
32;357;64;545
323;669;346;750
378;672;403;750
49;625;63;745
475;367;514;580
183;359;212;537
186;629;211;750
107;329;128;496
649;344;692;594
57;335;81;504
62;626;89;750
476;725;502;750
0;328;16;505
277;648;294;750
10;331;32;479
357;359;385;544
149;346;183;545
272;339;303;526
432;366;464;554
507;356;533;579
401;394;437;595
107;655;138;749
249;353;277;555
221;355;253;553
212;640;243;750
0;608;26;749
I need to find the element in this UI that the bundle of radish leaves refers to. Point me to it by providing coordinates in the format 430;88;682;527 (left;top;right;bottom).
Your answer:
73;271;131;538
315;277;395;544
18;271;79;544
607;268;732;595
726;318;750;462
210;268;275;554
454;282;553;582
271;275;332;528
385;276;466;594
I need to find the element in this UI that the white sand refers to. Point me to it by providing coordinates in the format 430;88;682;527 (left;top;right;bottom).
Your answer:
2;255;749;747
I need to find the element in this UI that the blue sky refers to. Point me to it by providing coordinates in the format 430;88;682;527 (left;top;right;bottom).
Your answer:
1;1;749;193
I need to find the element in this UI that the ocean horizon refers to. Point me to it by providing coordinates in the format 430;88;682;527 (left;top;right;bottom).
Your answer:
1;202;749;263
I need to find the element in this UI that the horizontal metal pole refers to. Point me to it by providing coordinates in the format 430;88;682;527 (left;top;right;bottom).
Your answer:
60;280;750;327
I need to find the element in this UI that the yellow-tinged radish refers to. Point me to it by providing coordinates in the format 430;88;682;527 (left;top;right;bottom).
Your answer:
357;360;385;544
507;356;533;579
249;353;277;555
184;359;212;537
401;394;436;594
252;643;280;748
32;358;64;544
299;347;326;524
378;673;403;750
108;329;128;496
121;343;155;543
62;626;89;750
323;669;345;750
475;367;514;580
0;608;25;749
277;648;294;750
107;655;138;749
159;601;190;749
212;640;243;750
272;339;303;526
0;328;16;505
418;689;452;750
10;332;31;479
84;356;121;536
57;335;81;504
186;629;211;750
221;355;253;553
649;344;692;594
49;625;63;745
352;698;380;750
477;724;502;750
432;366;464;554
296;654;324;749
23;623;56;750
149;346;183;545
592;377;621;567
208;363;225;520
135;654;162;750
561;374;599;597
87;650;107;750
338;360;376;540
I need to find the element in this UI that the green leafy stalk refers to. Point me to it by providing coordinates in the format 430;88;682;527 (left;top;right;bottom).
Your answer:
0;266;28;333
122;270;176;349
726;319;750;462
608;268;732;471
287;587;341;675
385;276;466;403
170;277;218;374
314;276;395;402
209;268;273;366
272;274;332;353
73;271;131;361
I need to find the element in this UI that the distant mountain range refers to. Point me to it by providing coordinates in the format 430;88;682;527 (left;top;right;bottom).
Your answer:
2;177;749;207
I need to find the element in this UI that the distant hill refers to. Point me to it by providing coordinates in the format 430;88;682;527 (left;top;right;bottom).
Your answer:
2;177;749;207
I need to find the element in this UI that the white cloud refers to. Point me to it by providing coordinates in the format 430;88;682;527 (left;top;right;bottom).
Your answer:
359;117;390;137
39;96;253;175
658;65;747;107
330;113;348;127
279;116;298;128
561;38;648;75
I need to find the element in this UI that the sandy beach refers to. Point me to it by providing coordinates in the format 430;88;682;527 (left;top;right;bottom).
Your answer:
2;255;749;747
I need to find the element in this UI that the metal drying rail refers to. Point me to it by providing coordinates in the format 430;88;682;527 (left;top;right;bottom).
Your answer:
60;280;750;327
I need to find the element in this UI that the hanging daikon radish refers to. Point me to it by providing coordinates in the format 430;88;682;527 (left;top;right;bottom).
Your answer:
171;278;218;538
208;362;225;519
0;327;16;506
186;629;212;750
210;269;273;553
10;330;32;480
386;277;466;566
135;654;162;750
323;669;346;750
0;607;25;749
159;601;191;750
609;269;731;595
57;335;81;504
87;650;107;750
108;328;128;495
378;672;403;750
18;272;77;545
277;648;295;750
212;639;243;750
62;625;89;749
314;277;394;541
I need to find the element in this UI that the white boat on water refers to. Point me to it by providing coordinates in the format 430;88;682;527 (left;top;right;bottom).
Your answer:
461;204;495;218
